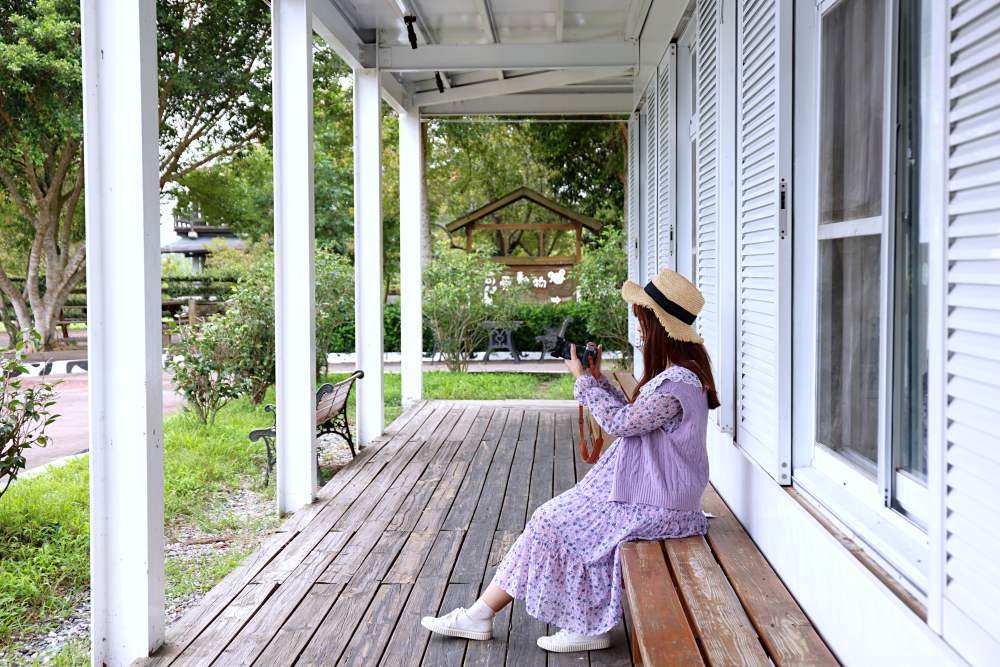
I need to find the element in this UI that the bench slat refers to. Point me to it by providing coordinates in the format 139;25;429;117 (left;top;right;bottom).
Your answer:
665;536;771;667
621;541;704;666
702;489;839;666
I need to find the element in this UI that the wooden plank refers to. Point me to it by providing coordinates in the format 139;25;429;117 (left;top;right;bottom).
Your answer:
377;529;467;666
333;406;461;531
526;411;555;517
612;371;638;399
317;524;408;585
620;541;703;667
145;529;297;665
423;582;476;666
383;530;438;584
441;408;510;530
171;582;277;666
393;407;491;533
664;537;771;667
552;411;578;496
251;582;341;666
702;488;839;666
498;410;540;530
290;530;413;665
464;531;519;667
214;531;352;665
337;583;413;667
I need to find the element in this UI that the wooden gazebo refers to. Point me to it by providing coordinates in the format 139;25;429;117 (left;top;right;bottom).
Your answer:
445;186;602;301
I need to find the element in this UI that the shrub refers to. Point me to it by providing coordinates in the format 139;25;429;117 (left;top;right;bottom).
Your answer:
575;228;631;367
314;249;355;374
424;249;526;371
166;318;246;424
1;333;59;499
214;254;275;404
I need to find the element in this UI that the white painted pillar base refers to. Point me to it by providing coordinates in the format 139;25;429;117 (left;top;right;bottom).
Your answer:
273;0;317;514
81;1;164;664
354;69;385;444
399;106;423;408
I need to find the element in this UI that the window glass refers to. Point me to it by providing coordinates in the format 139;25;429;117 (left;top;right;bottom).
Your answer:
893;0;927;483
817;236;882;472
818;0;885;224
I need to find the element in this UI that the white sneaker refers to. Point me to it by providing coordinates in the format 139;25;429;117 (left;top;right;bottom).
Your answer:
420;607;493;641
536;627;612;652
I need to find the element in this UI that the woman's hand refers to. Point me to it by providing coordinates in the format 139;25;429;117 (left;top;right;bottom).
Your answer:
565;344;584;378
590;344;604;380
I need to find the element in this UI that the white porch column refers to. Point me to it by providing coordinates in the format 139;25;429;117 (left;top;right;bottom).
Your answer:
354;68;384;443
272;0;317;514
399;106;423;407
81;0;164;664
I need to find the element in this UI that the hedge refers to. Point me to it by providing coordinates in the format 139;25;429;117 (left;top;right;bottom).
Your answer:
326;301;615;354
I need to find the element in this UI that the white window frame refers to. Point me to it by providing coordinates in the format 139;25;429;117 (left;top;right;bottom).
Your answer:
794;0;932;601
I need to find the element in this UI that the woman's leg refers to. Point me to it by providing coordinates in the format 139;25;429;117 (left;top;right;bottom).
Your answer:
478;583;514;613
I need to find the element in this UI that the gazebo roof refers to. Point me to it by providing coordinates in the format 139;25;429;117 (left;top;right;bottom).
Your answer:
444;186;603;233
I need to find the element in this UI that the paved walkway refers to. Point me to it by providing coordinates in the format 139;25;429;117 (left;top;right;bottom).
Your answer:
20;373;185;471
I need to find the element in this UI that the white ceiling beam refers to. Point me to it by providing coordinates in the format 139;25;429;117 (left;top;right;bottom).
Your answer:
380;72;410;114
414;66;628;107
312;0;372;69
420;92;632;116
473;0;505;81
378;42;636;71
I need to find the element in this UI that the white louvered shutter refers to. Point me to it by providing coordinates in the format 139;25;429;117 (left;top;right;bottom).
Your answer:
734;0;792;483
644;81;659;283
941;2;1000;663
627;112;641;348
657;45;677;272
695;0;721;400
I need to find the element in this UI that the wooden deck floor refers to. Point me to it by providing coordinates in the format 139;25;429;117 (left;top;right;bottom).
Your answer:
144;400;638;667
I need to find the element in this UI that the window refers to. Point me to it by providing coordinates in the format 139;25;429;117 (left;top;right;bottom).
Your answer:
815;0;886;474
813;0;929;533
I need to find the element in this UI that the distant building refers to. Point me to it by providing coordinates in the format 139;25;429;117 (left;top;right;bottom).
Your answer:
160;210;245;273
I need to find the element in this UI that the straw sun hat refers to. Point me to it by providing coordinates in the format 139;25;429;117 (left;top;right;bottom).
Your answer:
621;268;705;344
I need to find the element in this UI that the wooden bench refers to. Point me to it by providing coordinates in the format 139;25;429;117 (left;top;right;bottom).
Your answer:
248;370;364;486
607;370;839;666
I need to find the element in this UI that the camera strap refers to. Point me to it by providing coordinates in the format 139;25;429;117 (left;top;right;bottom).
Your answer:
578;405;604;464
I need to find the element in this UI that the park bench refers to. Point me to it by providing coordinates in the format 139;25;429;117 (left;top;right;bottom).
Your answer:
247;370;364;486
607;371;839;667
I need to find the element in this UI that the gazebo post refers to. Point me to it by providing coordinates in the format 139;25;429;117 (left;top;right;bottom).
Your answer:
272;0;317;514
354;68;385;443
399;105;423;407
81;0;165;663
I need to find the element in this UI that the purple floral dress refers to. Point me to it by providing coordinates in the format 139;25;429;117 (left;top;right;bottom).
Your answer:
492;371;708;636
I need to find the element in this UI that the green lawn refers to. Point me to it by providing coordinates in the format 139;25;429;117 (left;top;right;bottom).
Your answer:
0;370;573;660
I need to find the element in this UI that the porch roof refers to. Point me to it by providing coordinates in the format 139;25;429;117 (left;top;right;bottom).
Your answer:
314;0;639;116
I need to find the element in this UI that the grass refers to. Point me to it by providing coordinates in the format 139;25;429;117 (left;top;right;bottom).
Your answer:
0;369;574;658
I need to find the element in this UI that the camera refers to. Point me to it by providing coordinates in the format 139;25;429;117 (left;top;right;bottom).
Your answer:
548;338;599;369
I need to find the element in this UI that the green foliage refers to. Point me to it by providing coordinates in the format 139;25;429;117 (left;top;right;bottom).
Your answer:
314;249;355;374
166;319;246;424
0;333;58;499
575;227;631;366
210;253;275;404
0;0;275;350
423;249;526;371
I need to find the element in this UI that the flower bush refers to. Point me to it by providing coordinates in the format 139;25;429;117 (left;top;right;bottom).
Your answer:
424;249;526;371
166;318;245;424
0;333;58;499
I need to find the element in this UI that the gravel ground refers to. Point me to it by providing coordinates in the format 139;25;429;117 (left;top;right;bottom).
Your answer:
1;436;357;666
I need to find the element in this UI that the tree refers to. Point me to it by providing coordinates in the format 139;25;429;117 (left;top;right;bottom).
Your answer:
0;0;271;350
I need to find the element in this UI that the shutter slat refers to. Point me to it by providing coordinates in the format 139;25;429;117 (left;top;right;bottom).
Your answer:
735;0;790;481
943;1;1000;656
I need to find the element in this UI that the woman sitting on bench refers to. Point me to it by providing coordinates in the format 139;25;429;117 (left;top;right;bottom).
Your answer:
422;268;720;653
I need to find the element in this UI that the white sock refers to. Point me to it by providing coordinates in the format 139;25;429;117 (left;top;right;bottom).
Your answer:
466;599;497;621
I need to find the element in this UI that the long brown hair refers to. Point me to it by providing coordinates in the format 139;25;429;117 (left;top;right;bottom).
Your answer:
632;304;720;409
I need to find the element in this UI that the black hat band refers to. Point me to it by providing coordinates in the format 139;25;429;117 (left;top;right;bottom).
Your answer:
643;281;696;325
